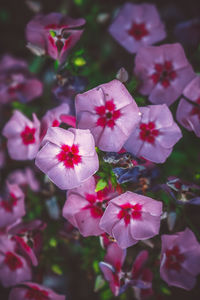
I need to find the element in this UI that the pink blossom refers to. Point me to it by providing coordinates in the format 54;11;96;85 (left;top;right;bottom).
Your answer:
99;191;162;249
0;55;42;104
35;127;99;190
7;167;40;192
63;176;116;236
109;3;166;54
0;183;25;229
2;110;41;160
160;228;200;290
134;43;195;106
9;281;65;300
0;236;31;287
124;104;182;163
26;13;85;64
176;76;200;137
75;79;140;152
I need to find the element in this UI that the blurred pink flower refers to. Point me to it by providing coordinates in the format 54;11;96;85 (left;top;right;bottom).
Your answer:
0;236;31;287
125;104;182;163
2;110;41;160
26;13;85;64
76;79;140;152
7;167;40;192
134;43;195;105
160;228;200;290
109;3;166;53
0;183;25;229
9;281;65;300
176;76;200;137
35;127;99;190
63;176;116;236
99;191;162;249
0;55;42;104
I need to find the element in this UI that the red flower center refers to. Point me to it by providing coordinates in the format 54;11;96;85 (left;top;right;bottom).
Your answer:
139;122;159;144
150;61;177;88
25;286;49;300
21;126;36;145
165;246;185;271
57;144;82;169
190;97;200;119
127;22;149;41
46;24;71;53
95;100;121;129
118;203;142;225
4;251;23;271
1;192;17;212
52;119;60;127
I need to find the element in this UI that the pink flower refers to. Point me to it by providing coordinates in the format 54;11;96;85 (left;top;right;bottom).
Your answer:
0;183;25;229
176;76;200;137
124;104;182;163
99;191;162;249
134;43;195;106
0;55;43;104
9;281;65;300
26;13;85;64
109;3;166;54
2;110;41;160
75;79;140;152
0;236;31;287
35;127;99;190
99;242;127;296
160;228;200;290
63;176;116;236
40;103;70;139
7;167;40;192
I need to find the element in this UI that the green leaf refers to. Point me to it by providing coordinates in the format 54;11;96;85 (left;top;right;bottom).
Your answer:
161;285;171;295
94;275;105;292
49;30;56;38
51;264;63;275
95;179;107;192
49;238;57;248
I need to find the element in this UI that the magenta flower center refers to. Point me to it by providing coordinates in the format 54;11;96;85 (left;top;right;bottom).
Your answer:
46;24;71;53
4;251;23;271
127;23;149;41
1;192;17;212
190;97;200;119
83;193;106;218
21;126;36;145
139;122;159;144
151;61;177;88
57;144;82;169
118;203;142;225
52;119;60;127
25;286;49;300
165;245;185;271
95;100;121;128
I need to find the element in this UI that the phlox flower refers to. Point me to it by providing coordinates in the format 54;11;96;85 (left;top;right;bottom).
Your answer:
134;43;195;105
124;104;182;163
75;79;140;152
62;176;116;236
160;228;200;290
2;110;41;160
26;13;85;64
35;127;99;190
99;191;162;249
109;3;166;53
176;76;200;137
0;55;42;104
7;167;40;192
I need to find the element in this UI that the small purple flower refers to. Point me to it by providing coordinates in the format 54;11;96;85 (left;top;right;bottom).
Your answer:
0;183;25;229
7;167;40;192
99;191;162;249
0;55;43;104
63;176;116;237
3;110;41;160
134;43;195;106
76;79;140;152
109;3;166;53
124;104;182;163
9;281;65;300
35;127;99;190
174;18;200;49
160;228;200;290
0;236;32;287
26;13;85;64
176;76;200;137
